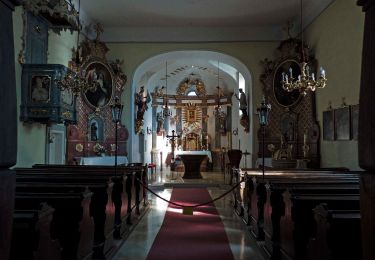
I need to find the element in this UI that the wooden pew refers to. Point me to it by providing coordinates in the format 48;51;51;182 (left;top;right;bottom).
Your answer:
12;190;93;260
234;169;359;235
30;163;149;240
14;164;148;259
15;170;111;259
308;204;362;260
11;204;60;260
276;193;360;260
233;169;361;260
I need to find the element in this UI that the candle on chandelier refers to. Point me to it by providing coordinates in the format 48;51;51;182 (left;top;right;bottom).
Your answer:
289;67;293;78
312;73;315;81
320;67;326;78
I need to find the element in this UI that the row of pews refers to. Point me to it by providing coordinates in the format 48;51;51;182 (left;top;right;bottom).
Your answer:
232;168;361;260
11;163;149;260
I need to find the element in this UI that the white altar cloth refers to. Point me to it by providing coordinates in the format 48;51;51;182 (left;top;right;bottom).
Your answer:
80;156;128;166
175;151;212;162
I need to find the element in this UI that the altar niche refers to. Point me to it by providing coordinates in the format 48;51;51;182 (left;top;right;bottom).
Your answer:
88;115;104;142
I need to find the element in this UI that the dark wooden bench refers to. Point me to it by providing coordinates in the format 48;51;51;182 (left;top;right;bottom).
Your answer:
11;205;60;260
233;169;361;260
14;164;148;259
273;194;360;260
308;204;361;260
11;190;93;260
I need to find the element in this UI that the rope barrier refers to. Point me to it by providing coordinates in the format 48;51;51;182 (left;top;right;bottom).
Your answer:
137;179;244;209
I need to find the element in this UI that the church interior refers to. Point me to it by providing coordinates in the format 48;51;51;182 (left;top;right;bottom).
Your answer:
1;0;375;259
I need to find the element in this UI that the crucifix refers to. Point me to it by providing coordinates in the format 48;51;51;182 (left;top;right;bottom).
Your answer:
166;130;180;170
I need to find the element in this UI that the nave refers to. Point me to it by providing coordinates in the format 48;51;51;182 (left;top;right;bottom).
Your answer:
112;169;265;260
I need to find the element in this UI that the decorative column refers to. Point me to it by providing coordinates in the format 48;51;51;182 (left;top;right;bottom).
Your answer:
151;102;159;165
226;105;232;148
0;1;19;259
176;98;182;134
357;1;375;260
202;98;208;135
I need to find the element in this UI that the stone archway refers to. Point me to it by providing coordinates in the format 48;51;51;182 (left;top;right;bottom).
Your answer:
129;50;253;168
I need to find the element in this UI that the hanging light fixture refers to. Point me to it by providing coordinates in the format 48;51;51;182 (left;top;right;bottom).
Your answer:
162;61;172;118
55;0;95;96
213;61;226;119
281;0;327;96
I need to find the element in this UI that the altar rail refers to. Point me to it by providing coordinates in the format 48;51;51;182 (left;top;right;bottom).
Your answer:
232;168;361;260
12;164;148;260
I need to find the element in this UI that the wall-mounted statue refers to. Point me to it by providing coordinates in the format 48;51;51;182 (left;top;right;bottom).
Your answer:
156;111;164;134
135;86;151;134
235;88;249;132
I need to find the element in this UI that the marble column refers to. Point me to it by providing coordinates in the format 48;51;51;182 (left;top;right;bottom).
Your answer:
357;1;375;260
0;1;19;259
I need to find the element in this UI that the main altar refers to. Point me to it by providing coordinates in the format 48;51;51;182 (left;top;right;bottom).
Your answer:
144;69;234;173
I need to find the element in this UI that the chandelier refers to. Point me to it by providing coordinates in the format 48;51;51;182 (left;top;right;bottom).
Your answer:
213;62;226;119
281;0;327;96
55;68;94;96
162;61;172;118
55;0;96;96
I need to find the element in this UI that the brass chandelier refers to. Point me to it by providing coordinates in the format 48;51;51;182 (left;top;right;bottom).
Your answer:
281;0;327;96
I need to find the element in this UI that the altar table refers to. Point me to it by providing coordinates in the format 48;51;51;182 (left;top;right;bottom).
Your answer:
175;150;212;162
178;154;208;179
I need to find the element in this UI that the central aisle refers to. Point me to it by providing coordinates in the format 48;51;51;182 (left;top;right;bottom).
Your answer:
146;188;234;260
112;184;265;260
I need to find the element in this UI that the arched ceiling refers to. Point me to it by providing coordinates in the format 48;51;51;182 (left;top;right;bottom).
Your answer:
77;0;334;42
133;51;252;96
141;60;236;95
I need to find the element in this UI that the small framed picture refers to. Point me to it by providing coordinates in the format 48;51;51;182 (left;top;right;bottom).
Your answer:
30;75;51;103
323;110;334;141
350;104;359;140
334;107;350;141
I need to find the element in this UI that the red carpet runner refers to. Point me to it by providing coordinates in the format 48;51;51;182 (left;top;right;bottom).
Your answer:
146;188;234;260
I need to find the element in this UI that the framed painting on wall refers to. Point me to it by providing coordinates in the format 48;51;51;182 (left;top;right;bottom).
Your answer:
83;61;114;109
323;110;334;141
334;107;351;141
351;104;359;140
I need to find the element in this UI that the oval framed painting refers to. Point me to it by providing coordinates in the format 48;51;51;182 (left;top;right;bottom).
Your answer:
273;59;302;108
82;60;114;109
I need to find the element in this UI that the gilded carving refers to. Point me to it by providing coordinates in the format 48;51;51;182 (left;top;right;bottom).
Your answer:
176;77;206;96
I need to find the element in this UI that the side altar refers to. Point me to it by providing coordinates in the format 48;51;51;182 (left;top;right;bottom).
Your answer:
79;156;128;166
